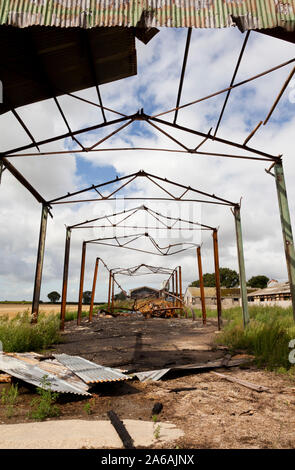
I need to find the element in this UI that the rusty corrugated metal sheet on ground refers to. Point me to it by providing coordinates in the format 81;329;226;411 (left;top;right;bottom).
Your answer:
0;353;91;395
54;354;130;384
0;0;294;31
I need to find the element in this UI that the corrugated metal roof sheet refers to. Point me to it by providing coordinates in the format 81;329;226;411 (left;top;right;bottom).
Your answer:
0;0;294;31
249;281;290;296
0;353;91;395
54;354;130;384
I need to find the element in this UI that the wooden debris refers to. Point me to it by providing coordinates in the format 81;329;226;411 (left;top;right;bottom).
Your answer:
0;373;11;383
211;371;270;392
107;410;135;449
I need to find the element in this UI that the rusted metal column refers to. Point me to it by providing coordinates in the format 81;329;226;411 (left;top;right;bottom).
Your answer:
213;229;222;330
233;207;249;327
89;257;99;322
77;241;86;325
172;273;175;306
175;269;179;309
31;204;49;323
107;271;112;310
197;246;207;325
60;227;71;330
178;266;184;317
0;160;5;184
274;160;295;322
111;273;115;313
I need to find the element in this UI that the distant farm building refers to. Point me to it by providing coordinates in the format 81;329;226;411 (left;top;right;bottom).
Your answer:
130;286;161;300
248;282;291;308
184;286;256;309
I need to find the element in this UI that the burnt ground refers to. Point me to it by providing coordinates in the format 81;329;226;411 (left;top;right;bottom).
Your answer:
1;314;295;448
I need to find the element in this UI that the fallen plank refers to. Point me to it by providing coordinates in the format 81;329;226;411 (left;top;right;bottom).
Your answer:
211;371;270;392
107;410;135;449
132;356;253;382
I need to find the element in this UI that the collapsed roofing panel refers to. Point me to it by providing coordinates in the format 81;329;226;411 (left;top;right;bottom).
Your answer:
0;25;137;114
54;354;131;384
0;353;91;395
1;0;294;31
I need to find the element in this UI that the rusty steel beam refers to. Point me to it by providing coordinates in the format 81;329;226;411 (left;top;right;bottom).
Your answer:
233;206;249;327
172;272;175;306
60;227;72;331
213;229;222;331
111;274;115;313
175;269;179;309
77;241;86;325
243;121;263;146
149;115;279;161
197;246;207;325
264;65;295;125
174;28;192;124
214;31;250;137
3;115;135;157
31;204;49;323
152;57;295;119
89;258;99;322
0;157;47;205
11;108;40;152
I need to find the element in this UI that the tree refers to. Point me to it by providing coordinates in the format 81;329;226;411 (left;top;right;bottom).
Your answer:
47;291;61;303
82;291;92;305
114;291;127;301
247;275;269;289
189;267;239;288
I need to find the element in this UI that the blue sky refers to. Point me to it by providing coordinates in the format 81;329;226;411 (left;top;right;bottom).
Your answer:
0;27;295;302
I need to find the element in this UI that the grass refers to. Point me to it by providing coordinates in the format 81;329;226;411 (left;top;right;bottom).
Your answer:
0;312;61;352
1;384;19;418
213;305;295;371
29;375;60;421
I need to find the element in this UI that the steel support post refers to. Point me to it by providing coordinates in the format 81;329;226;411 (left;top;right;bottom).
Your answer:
60;227;71;330
175;269;179;309
178;266;184;317
31;204;49;323
233;207;249;327
77;241;86;325
107;271;112;310
213;229;222;330
197;246;207;325
111;274;115;313
0;160;5;184
89;258;99;322
274;160;295;322
172;274;175;306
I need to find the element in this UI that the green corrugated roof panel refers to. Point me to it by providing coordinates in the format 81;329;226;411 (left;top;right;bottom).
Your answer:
0;0;294;31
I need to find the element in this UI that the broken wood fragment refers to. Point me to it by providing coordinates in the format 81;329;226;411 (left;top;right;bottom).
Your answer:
211;371;270;392
107;410;135;449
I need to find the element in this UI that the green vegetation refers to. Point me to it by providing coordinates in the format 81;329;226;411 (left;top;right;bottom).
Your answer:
83;398;96;415
190;267;239;288
29;376;60;421
247;275;269;289
1;384;19;418
82;291;92;305
47;291;61;303
0;313;61;352
210;305;295;372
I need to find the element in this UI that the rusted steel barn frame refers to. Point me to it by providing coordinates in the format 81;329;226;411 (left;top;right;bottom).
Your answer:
175;269;179;308
47;170;237;206
197;246;207;325
172;272;175;305
66;91;127;117
243;121;263;146
7;147;274;162
232;209;249;327
213;229;222;331
31;204;49;323
213;31;250;137
89;257;99;322
111;273;115;313
2;114;135;156
152;57;295;119
273;160;295;322
174;28;192;124
147;115;279;161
